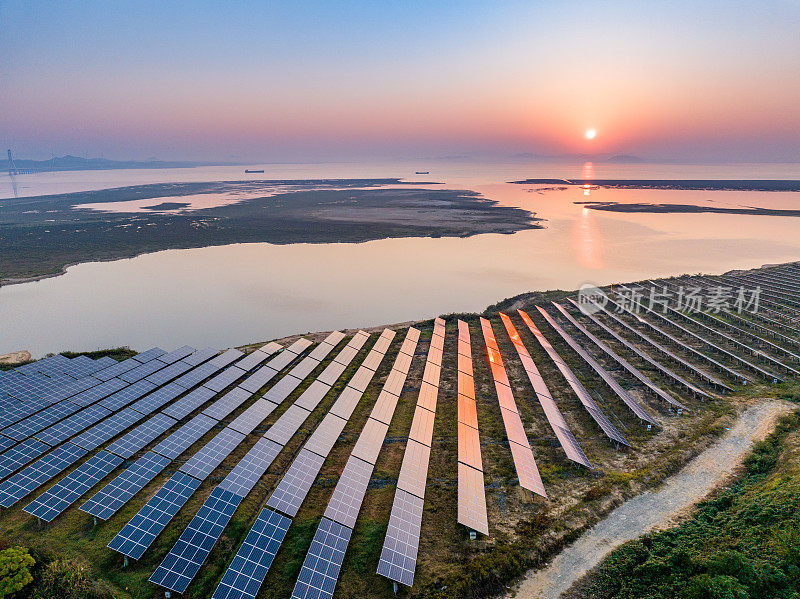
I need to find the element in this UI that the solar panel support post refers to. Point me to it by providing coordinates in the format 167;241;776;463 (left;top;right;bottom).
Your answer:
469;530;477;540
393;581;398;595
123;556;128;568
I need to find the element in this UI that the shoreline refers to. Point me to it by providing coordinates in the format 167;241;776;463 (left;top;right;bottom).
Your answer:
510;178;800;192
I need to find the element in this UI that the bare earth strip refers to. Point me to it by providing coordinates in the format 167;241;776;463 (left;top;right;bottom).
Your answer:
507;399;797;599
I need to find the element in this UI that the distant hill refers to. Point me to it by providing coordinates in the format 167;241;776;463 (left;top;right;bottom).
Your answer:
509;152;647;163
1;155;236;172
606;154;645;163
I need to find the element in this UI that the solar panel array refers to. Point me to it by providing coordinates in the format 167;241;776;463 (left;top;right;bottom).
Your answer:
151;331;369;594
518;310;630;447
377;317;445;587
209;330;396;599
498;313;592;467
289;328;420;599
480;317;547;498
536;307;659;425
455;320;489;536
150;331;368;593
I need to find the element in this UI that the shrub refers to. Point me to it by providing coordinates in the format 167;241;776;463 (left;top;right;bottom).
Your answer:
0;546;34;598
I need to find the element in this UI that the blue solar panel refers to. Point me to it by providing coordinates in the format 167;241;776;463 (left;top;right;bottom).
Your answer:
173;363;221;390
120;359;169;383
105;413;177;458
128;382;185;415
145;360;194;386
181;348;220;367
217;437;283;498
33;404;112;447
132;348;166;363
211;508;291;599
80;451;171;520
108;471;203;559
202;387;251;421
0;434;14;453
0;443;87;507
179;427;245;481
92;357;142;382
0;437;51;480
156;346;196;365
98;379;158;411
70;408;145;451
149;487;243;594
24;450;123;521
163;386;217;420
291;517;352;599
66;377;128;407
207;349;244;369
1;400;81;442
151;413;217;460
203;366;246;393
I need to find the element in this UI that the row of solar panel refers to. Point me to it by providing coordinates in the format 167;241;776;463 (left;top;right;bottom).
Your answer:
288;328;420;599
376;317;445;587
480;317;548;498
107;338;312;558
167;331;393;597
455;320;489;537
7;347;249;518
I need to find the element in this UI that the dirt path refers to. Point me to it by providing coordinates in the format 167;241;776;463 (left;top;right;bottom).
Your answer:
507;399;797;599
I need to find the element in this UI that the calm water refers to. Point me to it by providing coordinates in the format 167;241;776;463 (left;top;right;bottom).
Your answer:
2;161;799;356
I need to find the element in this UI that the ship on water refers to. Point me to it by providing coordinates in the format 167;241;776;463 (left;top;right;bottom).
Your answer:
245;169;264;173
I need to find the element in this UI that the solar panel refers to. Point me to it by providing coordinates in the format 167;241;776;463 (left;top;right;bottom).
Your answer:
283;357;320;381
218;437;283;497
132;348;166;363
347;366;374;393
350;418;389;465
457;462;488;535
129;382;186;415
144;360;194;387
382;369;407;397
105;413;178;458
328;387;365;421
228;398;277;436
156;346;196;365
422;361;441;386
1;400;81;442
508;440;547;497
417;382;438;413
457;422;483;471
70;407;145;451
332;345;360;367
180;347;220;367
235;348;276;372
302;413;347;459
98;379;158;411
211;508;291;599
33;404;112;447
67;377;129;407
80;451;171;520
204;366;246;393
263;374;302;403
108;471;202;559
0;434;14;453
376;489;425;587
322;455;372;528
536;307;659;424
360;349;386;372
408;405;435;447
291;517;352;599
162;386;217;420
208;348;246;369
203;387;252;421
316;360;348;386
173;362;221;389
395;439;430;500
179;427;246;480
92;357;142;382
0;443;87;507
0;437;51;480
120;359;170;384
371;332;394;355
369;390;399;426
24;450;123;522
152;413;217;459
149;487;243;594
293;381;331;412
264;404;311;446
518;309;630;447
393;351;413;375
238;365;279;394
266;448;326;517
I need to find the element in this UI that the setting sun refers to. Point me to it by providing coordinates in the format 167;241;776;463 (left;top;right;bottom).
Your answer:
585;128;597;140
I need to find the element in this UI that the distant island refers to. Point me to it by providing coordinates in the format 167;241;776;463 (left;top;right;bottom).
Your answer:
0;179;541;285
1;154;234;173
510;178;800;191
